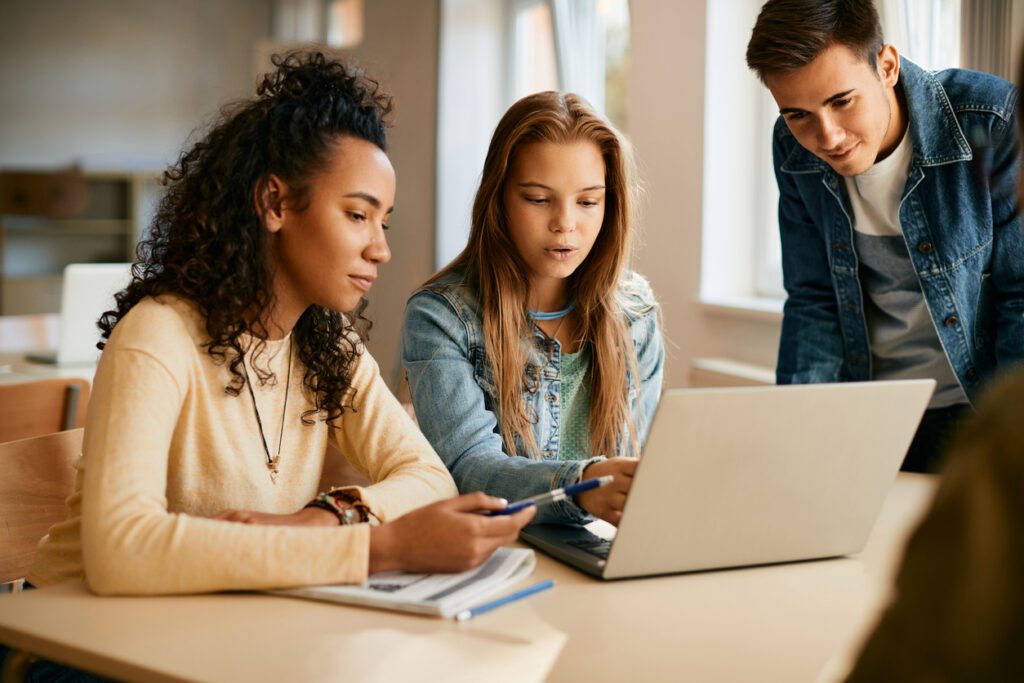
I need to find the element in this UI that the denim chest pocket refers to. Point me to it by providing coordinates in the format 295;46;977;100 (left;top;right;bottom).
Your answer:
473;355;544;453
472;356;544;399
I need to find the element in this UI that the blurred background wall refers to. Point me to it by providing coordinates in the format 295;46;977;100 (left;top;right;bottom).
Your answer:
0;0;439;386
0;0;272;169
4;0;1017;390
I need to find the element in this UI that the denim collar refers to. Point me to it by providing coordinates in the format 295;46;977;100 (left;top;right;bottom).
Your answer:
779;57;972;175
423;268;568;347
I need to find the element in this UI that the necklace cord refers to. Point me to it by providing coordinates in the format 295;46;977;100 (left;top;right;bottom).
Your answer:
530;301;574;343
243;339;293;470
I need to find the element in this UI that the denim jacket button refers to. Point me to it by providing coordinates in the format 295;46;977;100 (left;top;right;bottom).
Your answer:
944;315;959;327
917;240;934;254
546;394;558;403
965;367;977;381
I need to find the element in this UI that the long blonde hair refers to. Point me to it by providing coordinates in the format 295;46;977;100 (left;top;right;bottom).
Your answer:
428;91;643;459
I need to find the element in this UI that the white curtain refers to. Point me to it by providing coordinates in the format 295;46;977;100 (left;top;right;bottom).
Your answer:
550;0;605;112
878;0;961;70
270;0;362;47
272;0;324;43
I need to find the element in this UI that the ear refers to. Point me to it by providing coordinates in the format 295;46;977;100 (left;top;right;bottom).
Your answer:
254;174;289;234
876;44;900;88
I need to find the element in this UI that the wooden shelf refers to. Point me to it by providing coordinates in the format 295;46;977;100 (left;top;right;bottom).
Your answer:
0;170;161;315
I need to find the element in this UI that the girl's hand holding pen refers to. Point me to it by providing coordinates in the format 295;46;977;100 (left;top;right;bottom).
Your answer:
485;475;615;516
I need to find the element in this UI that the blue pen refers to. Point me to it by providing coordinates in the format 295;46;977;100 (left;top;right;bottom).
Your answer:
485;475;614;516
455;579;556;621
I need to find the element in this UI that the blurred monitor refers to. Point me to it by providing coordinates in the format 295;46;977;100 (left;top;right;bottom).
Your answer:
27;263;132;366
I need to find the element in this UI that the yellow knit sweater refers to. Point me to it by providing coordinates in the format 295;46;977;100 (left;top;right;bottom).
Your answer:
28;295;457;594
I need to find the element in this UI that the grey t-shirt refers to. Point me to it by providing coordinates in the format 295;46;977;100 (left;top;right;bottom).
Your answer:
844;127;968;409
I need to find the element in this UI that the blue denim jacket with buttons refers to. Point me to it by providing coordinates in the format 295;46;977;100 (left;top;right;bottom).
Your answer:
775;58;1023;400
401;269;664;524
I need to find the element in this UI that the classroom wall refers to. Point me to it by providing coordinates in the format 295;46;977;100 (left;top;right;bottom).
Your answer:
0;0;783;390
346;0;440;388
0;0;272;170
628;0;782;389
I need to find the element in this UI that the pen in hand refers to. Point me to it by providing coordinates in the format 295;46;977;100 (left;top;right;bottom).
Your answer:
485;475;615;516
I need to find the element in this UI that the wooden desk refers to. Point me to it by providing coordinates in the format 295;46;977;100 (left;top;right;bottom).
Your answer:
0;475;936;683
0;314;97;386
0;352;96;386
0;314;58;353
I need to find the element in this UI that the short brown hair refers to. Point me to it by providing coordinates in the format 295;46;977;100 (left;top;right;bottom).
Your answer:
746;0;884;83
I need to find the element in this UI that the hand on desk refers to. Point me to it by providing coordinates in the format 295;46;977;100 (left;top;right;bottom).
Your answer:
576;457;637;526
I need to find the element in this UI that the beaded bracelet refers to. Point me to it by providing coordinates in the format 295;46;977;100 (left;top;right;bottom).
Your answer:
303;489;379;525
304;494;361;525
328;488;381;524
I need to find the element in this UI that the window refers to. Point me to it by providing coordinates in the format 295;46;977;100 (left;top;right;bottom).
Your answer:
880;0;960;71
436;0;630;269
269;0;364;47
509;0;630;125
701;0;777;308
510;0;559;99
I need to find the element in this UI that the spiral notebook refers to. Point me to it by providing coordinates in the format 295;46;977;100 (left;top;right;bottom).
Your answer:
269;547;536;618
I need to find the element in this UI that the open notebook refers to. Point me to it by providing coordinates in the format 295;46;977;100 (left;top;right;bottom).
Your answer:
269;547;536;618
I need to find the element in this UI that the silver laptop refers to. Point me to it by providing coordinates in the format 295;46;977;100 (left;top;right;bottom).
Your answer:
27;263;133;366
520;380;935;580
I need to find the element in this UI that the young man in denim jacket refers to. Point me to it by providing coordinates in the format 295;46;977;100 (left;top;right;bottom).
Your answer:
746;0;1022;472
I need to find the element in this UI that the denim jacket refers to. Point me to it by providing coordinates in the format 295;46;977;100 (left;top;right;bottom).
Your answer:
775;58;1023;401
401;269;664;524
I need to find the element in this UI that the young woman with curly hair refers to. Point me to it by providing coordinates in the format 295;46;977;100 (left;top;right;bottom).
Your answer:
27;52;534;597
402;92;664;527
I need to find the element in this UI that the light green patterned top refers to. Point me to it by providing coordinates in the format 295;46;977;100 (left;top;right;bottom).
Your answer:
558;345;593;461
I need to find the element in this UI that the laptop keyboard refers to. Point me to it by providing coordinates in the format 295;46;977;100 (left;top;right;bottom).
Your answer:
567;536;612;559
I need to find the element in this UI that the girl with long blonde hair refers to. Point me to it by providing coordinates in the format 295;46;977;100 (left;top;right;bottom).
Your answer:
402;92;664;525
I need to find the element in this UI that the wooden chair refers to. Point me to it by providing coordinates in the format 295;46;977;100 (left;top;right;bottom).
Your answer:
0;428;82;682
0;378;89;443
0;428;82;588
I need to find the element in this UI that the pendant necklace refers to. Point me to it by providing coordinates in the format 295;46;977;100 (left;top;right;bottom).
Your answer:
529;301;575;342
242;338;293;485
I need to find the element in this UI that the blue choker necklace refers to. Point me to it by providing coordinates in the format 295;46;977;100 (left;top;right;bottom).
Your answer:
528;301;576;321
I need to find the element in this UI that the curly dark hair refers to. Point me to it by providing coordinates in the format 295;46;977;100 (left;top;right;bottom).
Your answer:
99;51;394;425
